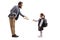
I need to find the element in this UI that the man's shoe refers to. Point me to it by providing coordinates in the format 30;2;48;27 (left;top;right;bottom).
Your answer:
12;34;19;37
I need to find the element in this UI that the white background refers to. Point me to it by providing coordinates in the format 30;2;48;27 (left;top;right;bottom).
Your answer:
0;0;60;40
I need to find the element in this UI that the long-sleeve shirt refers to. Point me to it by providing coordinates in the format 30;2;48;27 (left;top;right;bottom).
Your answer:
8;5;25;18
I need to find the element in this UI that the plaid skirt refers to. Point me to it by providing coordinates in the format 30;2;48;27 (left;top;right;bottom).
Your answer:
38;26;43;31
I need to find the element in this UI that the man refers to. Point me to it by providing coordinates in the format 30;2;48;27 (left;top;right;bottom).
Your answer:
8;1;29;37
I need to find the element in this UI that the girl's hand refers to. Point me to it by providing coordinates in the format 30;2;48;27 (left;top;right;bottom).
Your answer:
33;19;37;22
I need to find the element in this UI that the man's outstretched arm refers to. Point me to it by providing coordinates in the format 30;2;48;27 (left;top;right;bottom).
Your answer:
19;12;29;20
19;12;25;17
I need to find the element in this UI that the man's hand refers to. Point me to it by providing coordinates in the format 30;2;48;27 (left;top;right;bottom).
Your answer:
33;19;34;21
24;16;29;20
33;19;36;22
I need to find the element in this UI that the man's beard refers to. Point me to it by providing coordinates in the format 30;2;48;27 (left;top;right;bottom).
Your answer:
18;6;22;8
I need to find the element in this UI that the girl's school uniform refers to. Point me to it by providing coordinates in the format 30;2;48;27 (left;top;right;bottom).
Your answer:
38;18;45;31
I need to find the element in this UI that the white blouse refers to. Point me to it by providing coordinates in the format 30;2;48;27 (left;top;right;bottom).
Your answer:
39;19;43;27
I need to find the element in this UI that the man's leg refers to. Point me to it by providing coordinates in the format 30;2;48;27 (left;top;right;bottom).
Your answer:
9;18;15;35
9;17;19;37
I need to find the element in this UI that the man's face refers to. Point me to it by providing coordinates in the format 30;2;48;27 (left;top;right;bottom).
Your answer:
18;4;23;8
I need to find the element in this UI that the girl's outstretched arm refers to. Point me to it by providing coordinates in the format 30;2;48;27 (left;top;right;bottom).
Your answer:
33;19;38;22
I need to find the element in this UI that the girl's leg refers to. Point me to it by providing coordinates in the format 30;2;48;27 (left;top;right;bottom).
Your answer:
38;31;42;37
40;31;42;37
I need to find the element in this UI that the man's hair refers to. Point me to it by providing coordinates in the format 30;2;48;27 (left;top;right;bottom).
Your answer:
18;1;23;5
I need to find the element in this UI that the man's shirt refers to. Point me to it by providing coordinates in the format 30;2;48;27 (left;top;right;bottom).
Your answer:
9;6;25;18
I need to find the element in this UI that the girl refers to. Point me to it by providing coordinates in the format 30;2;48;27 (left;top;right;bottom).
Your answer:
33;13;47;37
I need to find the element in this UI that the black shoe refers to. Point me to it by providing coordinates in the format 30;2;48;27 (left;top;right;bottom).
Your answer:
12;34;19;37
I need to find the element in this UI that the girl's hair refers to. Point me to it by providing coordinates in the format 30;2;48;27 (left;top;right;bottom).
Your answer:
40;13;45;17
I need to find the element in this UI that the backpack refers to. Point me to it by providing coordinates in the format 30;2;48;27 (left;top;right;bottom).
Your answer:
43;19;48;27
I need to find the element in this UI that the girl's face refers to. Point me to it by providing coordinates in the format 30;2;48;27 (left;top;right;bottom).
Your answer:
40;16;45;19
